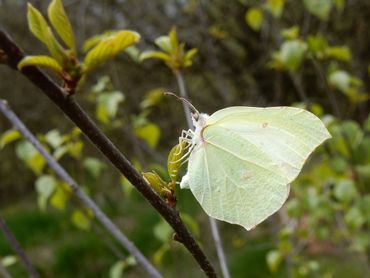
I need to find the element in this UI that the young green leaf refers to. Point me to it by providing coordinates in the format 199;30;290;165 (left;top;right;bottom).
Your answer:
27;3;65;64
183;48;198;67
84;31;140;71
0;129;21;149
35;175;57;210
18;55;63;74
169;27;179;53
48;0;76;52
167;142;187;182
303;0;332;21
134;123;160;148
139;51;172;63
142;171;167;195
280;40;307;71
245;8;263;31
154;36;172;53
265;0;285;18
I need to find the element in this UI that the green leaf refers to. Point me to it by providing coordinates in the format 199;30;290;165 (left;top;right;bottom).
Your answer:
153;220;172;243
50;184;69;211
328;70;351;93
18;55;63;74
169;27;179;53
48;0;76;52
281;26;300;40
142;171;167;195
139;51;172;63
140;88;165;109
96;91;125;124
35;175;57;210
266;250;283;273
16;141;46;175
155;36;172;53
303;0;333;21
0;129;21;149
83;157;106;178
334;180;358;203
245;8;263;31
183;48;198;67
345;207;365;229
265;0;285;18
66;141;84;159
82;31;117;52
280;40;307;71
167;142;187;182
1;256;18;267
326;46;351;62
134;123;160;148
109;259;136;278
27;3;66;64
84;31;140;71
45;129;64;149
71;209;92;230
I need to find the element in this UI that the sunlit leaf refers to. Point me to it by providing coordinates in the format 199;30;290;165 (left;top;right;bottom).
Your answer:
27;3;66;64
155;36;172;53
303;0;333;21
18;55;63;74
245;8;263;31
35;175;57;210
83;157;106;178
134;123;160;148
48;0;76;52
84;31;140;71
0;129;21;149
280;40;307;70
96;91;124;124
66;141;84;159
45;129;64;149
326;46;351;62
139;51;172;62
169;27;179;53
266;250;283;273
167;141;187;182
265;0;285;18
281;26;300;40
50;183;69;211
1;256;18;267
71;209;93;230
328;70;351;93
183;48;198;67
82;31;117;52
334;180;358;203
16;141;46;175
142;171;167;195
140;88;165;109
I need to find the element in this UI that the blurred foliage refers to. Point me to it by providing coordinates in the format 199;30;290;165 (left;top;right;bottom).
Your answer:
1;0;370;277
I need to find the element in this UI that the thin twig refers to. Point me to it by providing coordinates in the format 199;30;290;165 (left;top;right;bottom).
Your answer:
174;71;230;278
0;217;39;278
0;29;216;277
0;99;162;278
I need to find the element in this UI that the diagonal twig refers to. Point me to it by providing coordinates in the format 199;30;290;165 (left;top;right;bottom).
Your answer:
0;217;39;278
0;29;216;277
0;99;162;278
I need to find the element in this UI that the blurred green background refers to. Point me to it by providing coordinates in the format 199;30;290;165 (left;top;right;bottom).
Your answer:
1;0;370;277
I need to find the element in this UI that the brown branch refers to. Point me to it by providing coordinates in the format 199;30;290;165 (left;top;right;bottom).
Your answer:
0;29;217;278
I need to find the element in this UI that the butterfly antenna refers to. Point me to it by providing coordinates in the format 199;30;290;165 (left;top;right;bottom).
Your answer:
164;92;200;119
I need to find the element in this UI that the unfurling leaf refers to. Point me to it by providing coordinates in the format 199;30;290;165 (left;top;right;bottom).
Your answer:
48;0;76;52
84;31;140;71
155;36;172;53
167;141;187;182
142;171;167;195
27;3;66;64
139;51;172;63
245;8;263;31
18;55;63;74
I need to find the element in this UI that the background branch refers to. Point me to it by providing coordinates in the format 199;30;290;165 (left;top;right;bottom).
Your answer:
0;217;39;278
0;99;162;278
0;29;216;278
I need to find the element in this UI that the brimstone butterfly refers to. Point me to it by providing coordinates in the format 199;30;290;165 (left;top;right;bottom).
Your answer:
177;104;331;230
